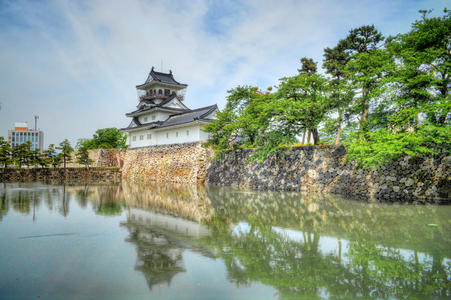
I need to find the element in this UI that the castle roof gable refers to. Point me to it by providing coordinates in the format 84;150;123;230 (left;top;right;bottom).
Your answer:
136;67;187;88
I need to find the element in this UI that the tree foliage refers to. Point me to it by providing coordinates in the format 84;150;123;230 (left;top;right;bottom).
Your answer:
80;128;127;149
76;144;94;169
12;141;32;168
204;9;450;167
0;137;12;168
58;139;74;169
344;9;451;167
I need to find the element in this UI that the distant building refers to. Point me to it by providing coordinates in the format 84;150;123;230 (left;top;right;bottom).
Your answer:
8;122;44;152
122;67;217;148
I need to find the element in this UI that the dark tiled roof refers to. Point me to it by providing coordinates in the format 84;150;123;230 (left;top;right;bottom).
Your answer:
159;105;217;128
132;117;141;126
126;93;188;116
136;67;187;88
123;103;218;131
122;120;162;131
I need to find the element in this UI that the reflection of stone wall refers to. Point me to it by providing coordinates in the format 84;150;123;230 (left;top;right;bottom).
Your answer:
121;142;213;183
206;146;450;202
120;182;213;223
0;168;121;184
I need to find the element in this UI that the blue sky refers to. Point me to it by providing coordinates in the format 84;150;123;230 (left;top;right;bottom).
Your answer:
0;0;448;147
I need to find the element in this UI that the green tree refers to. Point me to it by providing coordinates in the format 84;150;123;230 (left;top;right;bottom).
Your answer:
44;144;63;168
81;128;128;149
0;137;12;168
341;25;388;132
53;154;63;168
57;139;74;169
205;59;332;160
323;41;355;144
76;144;94;169
277;58;331;145
344;9;451;168
204;86;264;154
387;9;450;128
29;148;42;168
12;141;32;168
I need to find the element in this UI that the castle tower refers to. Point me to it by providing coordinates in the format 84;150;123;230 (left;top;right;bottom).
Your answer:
122;67;217;148
136;67;188;102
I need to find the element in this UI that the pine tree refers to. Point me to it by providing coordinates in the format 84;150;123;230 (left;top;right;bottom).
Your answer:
44;144;59;168
0;137;12;168
57;139;74;169
13;142;32;168
76;144;93;169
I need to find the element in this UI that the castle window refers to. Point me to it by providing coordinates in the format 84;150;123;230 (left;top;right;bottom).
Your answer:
159;89;162;95
166;133;169;138
152;115;156;120
186;130;189;136
176;131;178;137
164;89;170;95
132;136;136;141
140;135;144;140
144;117;148;122
147;134;151;140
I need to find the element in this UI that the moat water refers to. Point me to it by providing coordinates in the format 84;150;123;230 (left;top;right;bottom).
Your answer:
0;182;450;299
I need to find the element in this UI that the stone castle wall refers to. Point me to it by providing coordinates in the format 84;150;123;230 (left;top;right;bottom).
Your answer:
120;142;213;183
14;143;212;184
21;143;448;202
205;146;450;203
0;168;121;184
67;149;125;168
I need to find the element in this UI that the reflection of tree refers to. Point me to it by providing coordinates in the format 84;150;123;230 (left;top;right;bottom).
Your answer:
91;185;123;216
203;219;451;299
0;185;8;222
203;219;353;299
75;185;93;208
95;201;122;216
346;240;451;299
58;185;70;217
11;188;32;214
206;186;451;257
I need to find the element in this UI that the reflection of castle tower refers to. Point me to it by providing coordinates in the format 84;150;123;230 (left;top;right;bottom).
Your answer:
125;225;185;289
121;207;212;290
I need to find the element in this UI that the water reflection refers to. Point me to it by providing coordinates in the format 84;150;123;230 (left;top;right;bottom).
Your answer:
121;208;212;290
0;182;450;299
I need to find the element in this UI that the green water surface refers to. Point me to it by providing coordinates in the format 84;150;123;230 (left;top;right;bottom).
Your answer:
0;182;450;299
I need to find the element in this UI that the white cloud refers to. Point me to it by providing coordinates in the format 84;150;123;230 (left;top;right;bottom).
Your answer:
0;0;446;147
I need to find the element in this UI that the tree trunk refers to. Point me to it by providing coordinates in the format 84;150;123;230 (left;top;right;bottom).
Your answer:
335;111;342;145
306;130;311;145
335;127;342;145
312;128;320;145
301;129;306;144
360;106;369;131
359;91;369;132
